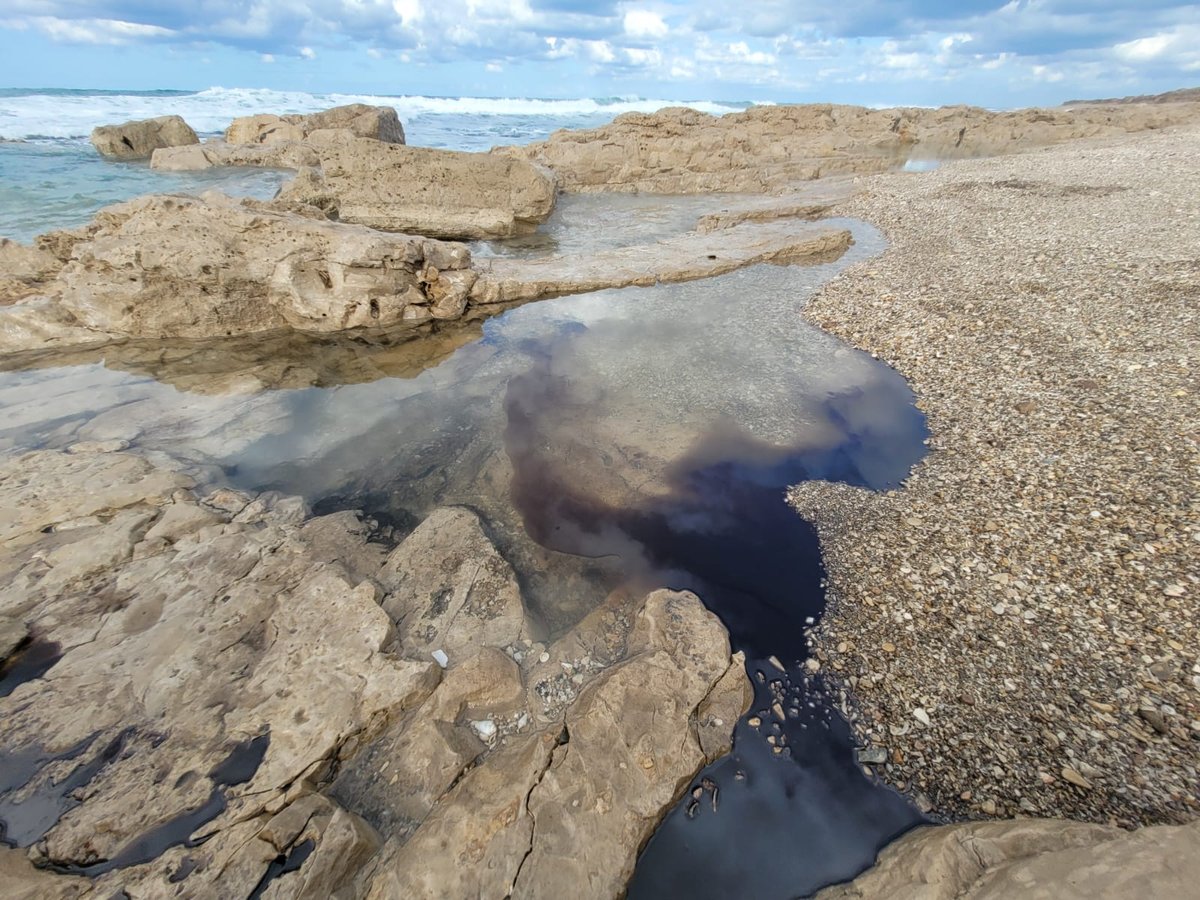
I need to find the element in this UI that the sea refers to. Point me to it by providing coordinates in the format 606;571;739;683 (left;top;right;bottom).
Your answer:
0;86;753;243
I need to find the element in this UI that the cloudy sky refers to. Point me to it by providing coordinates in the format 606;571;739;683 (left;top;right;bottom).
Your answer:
0;1;1197;105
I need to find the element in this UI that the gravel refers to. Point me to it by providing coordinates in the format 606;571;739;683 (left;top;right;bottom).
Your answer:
789;125;1200;828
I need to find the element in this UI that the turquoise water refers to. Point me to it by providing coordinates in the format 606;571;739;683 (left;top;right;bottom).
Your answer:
0;142;287;242
0;86;754;243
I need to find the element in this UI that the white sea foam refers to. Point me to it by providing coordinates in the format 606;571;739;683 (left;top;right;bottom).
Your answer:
0;86;749;140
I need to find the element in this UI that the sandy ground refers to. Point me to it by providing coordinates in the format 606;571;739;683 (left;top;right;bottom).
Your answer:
790;124;1199;827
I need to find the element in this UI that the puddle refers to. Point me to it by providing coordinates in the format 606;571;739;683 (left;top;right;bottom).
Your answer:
0;192;927;893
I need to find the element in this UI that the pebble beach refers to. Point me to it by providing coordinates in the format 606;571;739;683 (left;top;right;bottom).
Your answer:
792;123;1200;827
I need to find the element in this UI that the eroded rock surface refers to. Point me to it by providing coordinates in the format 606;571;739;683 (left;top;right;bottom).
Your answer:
498;101;1200;193
278;135;559;239
0;447;747;897
90;115;199;160
0;192;478;351
226;103;405;146
0;193;853;360
817;818;1200;899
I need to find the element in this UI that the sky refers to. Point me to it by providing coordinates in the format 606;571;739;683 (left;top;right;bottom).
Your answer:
0;1;1197;106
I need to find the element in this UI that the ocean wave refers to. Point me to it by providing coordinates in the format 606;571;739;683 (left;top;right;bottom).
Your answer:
0;86;750;140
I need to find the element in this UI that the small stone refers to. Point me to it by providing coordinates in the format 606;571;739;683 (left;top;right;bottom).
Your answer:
767;655;787;672
1061;766;1093;789
539;651;550;663
747;716;762;728
981;799;997;815
882;641;896;653
913;707;931;727
857;747;888;765
805;658;821;673
470;719;497;741
1014;399;1038;415
1163;584;1186;598
431;649;449;668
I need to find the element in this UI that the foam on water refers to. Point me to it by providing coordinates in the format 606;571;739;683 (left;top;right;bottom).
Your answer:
0;86;750;141
0;87;753;242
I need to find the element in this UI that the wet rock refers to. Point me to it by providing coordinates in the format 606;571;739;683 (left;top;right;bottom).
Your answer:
816;818;1200;899
472;221;853;306
90;114;199;160
278;136;558;240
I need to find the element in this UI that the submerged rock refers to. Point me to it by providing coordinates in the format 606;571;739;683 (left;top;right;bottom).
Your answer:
817;818;1200;899
278;135;559;240
90;114;199;160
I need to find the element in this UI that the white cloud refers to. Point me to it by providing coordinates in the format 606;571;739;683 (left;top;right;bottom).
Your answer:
300;45;316;59
623;9;668;40
261;52;275;63
485;60;503;71
13;15;173;44
1112;25;1200;69
392;0;423;26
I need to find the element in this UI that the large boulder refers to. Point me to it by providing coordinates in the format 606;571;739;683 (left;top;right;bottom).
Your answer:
90;114;199;160
150;140;322;171
226;103;405;145
278;135;559;240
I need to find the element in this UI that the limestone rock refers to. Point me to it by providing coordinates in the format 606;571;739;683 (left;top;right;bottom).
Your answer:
150;140;322;171
0;239;62;305
498;101;1200;194
90;114;199;160
471;220;852;306
363;590;737;899
817;818;1200;899
226;103;405;146
0;448;441;897
278;136;558;239
0;192;478;351
379;506;529;664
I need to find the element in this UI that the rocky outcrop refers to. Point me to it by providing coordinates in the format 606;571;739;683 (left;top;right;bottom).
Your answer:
497;101;1200;193
0;192;853;360
0;446;749;897
278;135;559;240
0;192;480;351
90;114;199;160
817;818;1200;899
226;103;405;146
149;104;404;172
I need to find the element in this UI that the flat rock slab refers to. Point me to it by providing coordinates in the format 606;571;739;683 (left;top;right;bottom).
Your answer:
278;136;559;240
473;220;853;305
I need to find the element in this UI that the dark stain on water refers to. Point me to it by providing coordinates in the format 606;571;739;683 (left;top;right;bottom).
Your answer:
502;338;930;898
39;731;270;878
0;637;63;699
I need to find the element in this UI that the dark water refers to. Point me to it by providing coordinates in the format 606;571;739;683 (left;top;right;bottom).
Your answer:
0;638;62;699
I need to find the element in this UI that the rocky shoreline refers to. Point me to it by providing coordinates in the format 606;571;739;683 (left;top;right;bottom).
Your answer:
2;95;1199;897
791;125;1200;828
